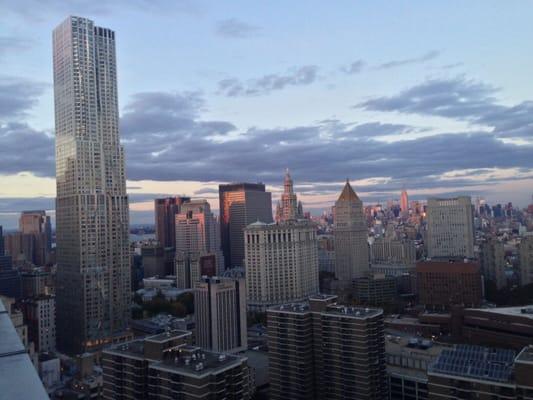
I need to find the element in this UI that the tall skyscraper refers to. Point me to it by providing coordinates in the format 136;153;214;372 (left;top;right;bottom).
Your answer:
194;276;247;353
480;236;506;289
154;196;190;248
53;16;130;353
175;200;224;288
333;180;369;282
268;294;386;400
275;169;303;222
244;219;319;311
426;196;474;259
219;183;273;268
400;189;409;213
519;235;533;286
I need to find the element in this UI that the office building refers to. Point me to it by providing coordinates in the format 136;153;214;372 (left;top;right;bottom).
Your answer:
0;236;21;299
318;234;336;273
194;276;247;353
20;210;52;260
417;260;482;310
400;190;409;213
371;237;416;267
426;196;474;259
244;219;319;311
268;294;386;400
519;235;533;286
175;200;223;288
53;16;130;353
219;183;273;268
141;243;175;278
334;180;369;282
154;196;190;248
21;295;56;352
353;273;397;306
427;345;533;400
102;330;251;400
480;236;506;289
275;169;303;222
21;269;52;298
0;298;49;399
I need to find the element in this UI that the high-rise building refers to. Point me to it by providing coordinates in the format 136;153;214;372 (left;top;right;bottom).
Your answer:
53;16;131;353
480;236;506;289
370;237;416;267
416;260;482;310
334;180;369;282
194;276;247;353
21;295;56;353
154;196;190;248
219;183;273;268
175;200;224;288
426;196;474;259
268;294;387;400
102;330;251;400
244;220;319;311
400;190;409;213
275;169;303;222
519;235;533;286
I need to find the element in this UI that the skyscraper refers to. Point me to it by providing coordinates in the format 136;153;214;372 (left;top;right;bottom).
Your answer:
275;169;303;222
53;16;130;353
244;220;319;311
519;235;533;286
400;189;409;213
175;199;224;288
426;196;474;259
154;196;190;248
219;183;273;268
333;180;369;282
194;276;247;353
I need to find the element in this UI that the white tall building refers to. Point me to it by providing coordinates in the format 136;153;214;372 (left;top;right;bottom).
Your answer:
175;200;224;288
194;276;247;353
53;16;130;353
333;180;369;282
244;220;319;311
426;196;474;259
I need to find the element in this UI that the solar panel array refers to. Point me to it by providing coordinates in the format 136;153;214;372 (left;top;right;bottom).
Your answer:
429;345;516;383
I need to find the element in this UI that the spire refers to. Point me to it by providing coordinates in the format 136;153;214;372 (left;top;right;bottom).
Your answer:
338;179;360;202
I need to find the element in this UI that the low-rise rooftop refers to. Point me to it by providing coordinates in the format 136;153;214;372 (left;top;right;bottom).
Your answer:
467;305;533;321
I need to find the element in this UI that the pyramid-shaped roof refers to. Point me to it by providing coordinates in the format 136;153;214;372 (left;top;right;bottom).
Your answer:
337;179;360;202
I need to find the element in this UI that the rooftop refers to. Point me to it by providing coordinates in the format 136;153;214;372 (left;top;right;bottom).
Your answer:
151;345;246;377
515;345;533;364
269;301;382;318
467;305;533;321
428;345;516;383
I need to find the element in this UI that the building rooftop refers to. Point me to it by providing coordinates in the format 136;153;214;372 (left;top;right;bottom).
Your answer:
337;180;360;202
416;260;480;273
428;345;516;383
270;301;382;318
467;305;533;321
0;299;49;399
515;345;533;364
151;345;246;377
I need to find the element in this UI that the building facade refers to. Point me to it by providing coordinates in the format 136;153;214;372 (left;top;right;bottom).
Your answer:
53;16;130;353
426;196;474;259
268;294;387;400
480;236;506;289
519;235;533;286
244;220;319;311
194;276;247;353
400;190;409;213
154;196;190;249
219;183;273;268
334;180;370;282
21;295;56;353
416;260;482;310
371;237;416;267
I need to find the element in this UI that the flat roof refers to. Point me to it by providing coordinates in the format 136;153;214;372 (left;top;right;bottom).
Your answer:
0;299;49;399
467;305;533;321
270;301;382;318
150;345;245;377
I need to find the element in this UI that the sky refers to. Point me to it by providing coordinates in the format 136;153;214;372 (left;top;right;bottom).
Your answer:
0;0;532;228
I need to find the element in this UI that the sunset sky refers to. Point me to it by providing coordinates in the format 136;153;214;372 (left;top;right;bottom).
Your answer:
1;0;532;228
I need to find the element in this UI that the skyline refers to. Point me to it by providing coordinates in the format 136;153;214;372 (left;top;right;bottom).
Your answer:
1;1;533;228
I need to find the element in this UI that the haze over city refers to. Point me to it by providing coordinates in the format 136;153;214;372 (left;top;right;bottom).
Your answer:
1;0;533;229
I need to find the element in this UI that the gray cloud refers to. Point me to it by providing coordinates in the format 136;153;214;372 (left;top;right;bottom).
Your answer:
342;60;365;74
217;65;319;97
215;18;260;38
0;78;46;119
376;50;440;70
357;77;533;139
0;36;32;59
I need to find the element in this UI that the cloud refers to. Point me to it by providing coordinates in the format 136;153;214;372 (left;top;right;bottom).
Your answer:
0;77;46;119
215;18;261;38
218;65;319;96
342;60;365;74
357;77;533;140
376;50;440;70
0;36;32;59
